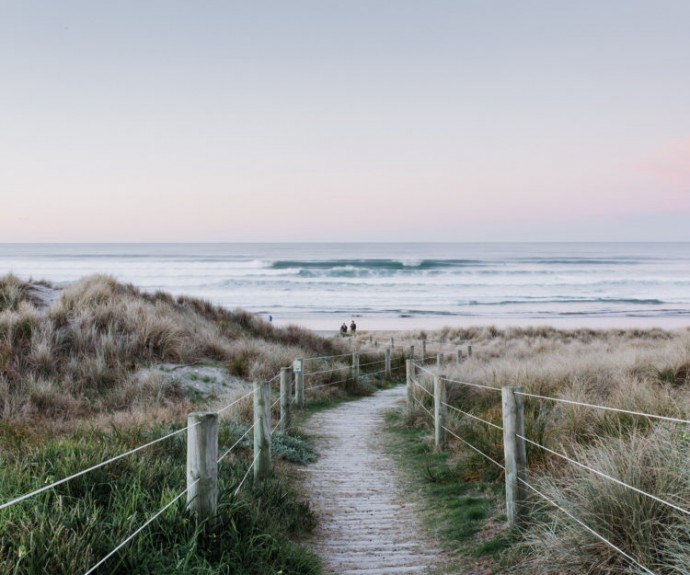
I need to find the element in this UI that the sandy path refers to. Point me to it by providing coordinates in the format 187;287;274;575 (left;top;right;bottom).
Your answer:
299;386;449;575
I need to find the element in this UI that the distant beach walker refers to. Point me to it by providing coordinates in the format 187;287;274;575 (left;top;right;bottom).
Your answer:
1;242;690;331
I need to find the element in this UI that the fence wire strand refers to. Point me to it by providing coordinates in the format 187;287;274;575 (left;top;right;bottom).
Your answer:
216;390;254;415
517;433;690;519
413;363;435;376
305;365;350;377
442;376;502;393
218;423;256;465
359;359;385;369
518;477;659;575
415;399;434;419
443;402;503;431
83;480;198;575
303;352;352;363
442;425;505;470
234;451;260;497
309;377;350;391
515;391;690;426
0;421;199;512
411;377;434;398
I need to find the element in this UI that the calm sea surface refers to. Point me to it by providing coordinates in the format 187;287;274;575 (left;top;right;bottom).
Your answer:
2;243;690;331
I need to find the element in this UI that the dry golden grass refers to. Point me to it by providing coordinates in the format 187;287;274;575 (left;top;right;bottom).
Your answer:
369;326;690;574
0;274;347;430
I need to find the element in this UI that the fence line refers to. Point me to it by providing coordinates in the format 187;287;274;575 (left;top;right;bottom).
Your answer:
442;425;505;470
0;421;198;512
410;376;434;398
515;389;690;425
517;433;690;518
83;481;198;575
218;423;256;465
442;375;502;393
234;451;261;497
302;352;352;362
442;401;503;431
408;364;504;469
403;348;681;575
216;389;254;415
8;344;408;572
413;363;435;376
305;365;350;377
518;477;658;575
359;358;385;368
308;377;350;391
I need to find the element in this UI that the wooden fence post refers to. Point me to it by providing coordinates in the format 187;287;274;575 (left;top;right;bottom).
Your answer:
352;351;359;383
186;412;218;519
456;349;462;365
502;386;528;526
421;340;427;363
409;345;415;362
280;367;291;433
391;337;394;348
254;380;272;482
434;375;447;451
293;358;304;407
468;345;473;358
437;353;442;369
384;348;391;378
406;359;414;408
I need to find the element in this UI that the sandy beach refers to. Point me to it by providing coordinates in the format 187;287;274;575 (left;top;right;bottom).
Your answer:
281;315;690;339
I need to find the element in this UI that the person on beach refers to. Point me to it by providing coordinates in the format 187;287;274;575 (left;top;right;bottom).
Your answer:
340;322;348;336
350;320;357;335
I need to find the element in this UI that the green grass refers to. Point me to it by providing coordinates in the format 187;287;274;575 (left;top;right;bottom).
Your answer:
383;408;515;569
0;422;320;575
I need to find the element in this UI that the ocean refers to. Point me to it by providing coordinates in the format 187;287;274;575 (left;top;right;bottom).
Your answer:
2;243;690;331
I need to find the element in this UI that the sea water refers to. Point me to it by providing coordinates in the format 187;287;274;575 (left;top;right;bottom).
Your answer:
1;243;690;331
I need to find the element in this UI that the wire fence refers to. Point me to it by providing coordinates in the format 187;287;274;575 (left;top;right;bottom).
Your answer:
403;355;690;575
4;344;409;573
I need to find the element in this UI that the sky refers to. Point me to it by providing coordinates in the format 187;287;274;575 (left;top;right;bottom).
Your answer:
2;0;690;243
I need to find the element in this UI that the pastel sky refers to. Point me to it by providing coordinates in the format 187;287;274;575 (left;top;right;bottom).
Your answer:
2;1;690;242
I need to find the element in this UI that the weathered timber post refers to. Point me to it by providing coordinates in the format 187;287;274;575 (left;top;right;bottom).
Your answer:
391;337;394;348
293;358;304;407
186;412;219;519
468;345;473;358
369;335;373;344
434;375;447;450
280;367;291;433
384;348;392;379
421;340;427;362
406;359;414;408
437;353;442;369
352;351;360;389
409;345;415;362
502;386;528;526
456;349;462;365
254;380;272;482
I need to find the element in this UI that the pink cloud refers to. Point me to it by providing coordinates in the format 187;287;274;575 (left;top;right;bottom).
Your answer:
634;138;690;186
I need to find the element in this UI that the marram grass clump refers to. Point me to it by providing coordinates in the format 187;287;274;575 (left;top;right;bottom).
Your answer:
379;327;690;574
0;273;346;423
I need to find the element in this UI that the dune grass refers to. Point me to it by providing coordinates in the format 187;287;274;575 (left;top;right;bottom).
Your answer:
373;326;690;574
0;273;362;574
0;421;319;575
0;273;346;425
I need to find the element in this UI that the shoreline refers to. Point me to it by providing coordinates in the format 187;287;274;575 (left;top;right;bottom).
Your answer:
275;315;690;335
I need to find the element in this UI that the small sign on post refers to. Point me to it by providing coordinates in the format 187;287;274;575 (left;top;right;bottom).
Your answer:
293;358;305;407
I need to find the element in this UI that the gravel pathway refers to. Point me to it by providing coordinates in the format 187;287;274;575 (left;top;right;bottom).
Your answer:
299;386;449;574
